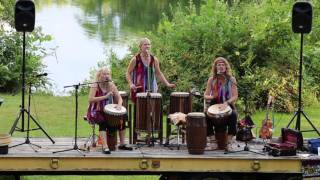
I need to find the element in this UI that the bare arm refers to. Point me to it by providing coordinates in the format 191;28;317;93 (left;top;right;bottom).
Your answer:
88;85;112;103
225;77;238;105
126;56;138;91
111;84;123;106
154;57;175;88
204;77;214;100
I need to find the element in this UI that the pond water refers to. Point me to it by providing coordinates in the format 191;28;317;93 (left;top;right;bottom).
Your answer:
35;0;201;95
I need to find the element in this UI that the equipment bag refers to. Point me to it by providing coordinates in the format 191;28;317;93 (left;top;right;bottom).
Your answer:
308;138;320;154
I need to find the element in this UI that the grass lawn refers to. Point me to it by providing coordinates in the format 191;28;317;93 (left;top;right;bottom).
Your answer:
1;93;319;138
0;93;319;179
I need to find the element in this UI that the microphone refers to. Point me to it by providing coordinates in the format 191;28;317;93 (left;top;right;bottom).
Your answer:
35;73;48;77
216;70;226;79
190;88;202;97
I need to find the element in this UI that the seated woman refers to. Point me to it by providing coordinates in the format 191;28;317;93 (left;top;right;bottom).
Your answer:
204;57;238;151
87;68;132;154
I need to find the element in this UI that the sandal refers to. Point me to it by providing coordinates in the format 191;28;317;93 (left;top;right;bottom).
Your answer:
102;148;111;154
118;144;133;151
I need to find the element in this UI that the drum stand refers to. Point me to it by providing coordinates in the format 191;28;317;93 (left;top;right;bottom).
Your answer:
146;90;156;147
53;84;86;156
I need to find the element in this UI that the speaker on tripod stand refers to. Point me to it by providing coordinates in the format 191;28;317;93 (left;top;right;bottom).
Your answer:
287;1;320;136
9;0;55;149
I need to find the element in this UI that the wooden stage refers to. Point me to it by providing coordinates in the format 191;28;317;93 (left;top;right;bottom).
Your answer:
0;137;319;178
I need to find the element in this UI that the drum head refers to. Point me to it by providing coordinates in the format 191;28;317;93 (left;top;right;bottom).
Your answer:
171;92;189;97
207;104;232;115
187;112;205;118
136;92;162;98
119;91;128;97
104;104;126;115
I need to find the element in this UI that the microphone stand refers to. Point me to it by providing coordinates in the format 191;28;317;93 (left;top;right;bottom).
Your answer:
53;83;86;156
147;64;155;147
53;80;111;156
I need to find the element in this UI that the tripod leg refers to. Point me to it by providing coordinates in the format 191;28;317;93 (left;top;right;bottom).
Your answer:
165;116;171;145
286;111;298;128
10;142;26;148
53;148;74;154
9;138;41;152
128;104;132;144
9;110;23;135
301;111;320;136
133;104;137;144
27;143;39;152
76;149;86;156
27;112;55;144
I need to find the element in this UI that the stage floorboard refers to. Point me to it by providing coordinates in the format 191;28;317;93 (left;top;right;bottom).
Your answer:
0;137;319;177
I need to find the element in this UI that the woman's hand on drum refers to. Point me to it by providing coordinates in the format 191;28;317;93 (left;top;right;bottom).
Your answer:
130;84;137;91
115;104;122;110
130;84;143;92
167;83;176;88
205;95;214;100
220;102;229;111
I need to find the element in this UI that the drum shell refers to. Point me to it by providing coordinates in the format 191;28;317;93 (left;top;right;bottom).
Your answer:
119;91;128;112
207;106;232;127
186;113;207;154
169;93;192;114
215;132;227;150
105;113;124;128
208;115;228;127
107;129;117;151
119;91;128;122
136;95;162;132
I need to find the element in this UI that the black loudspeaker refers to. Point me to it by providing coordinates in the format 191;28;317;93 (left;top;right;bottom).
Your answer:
15;0;35;32
292;1;312;33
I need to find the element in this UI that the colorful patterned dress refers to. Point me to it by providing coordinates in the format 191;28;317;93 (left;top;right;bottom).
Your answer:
130;53;158;102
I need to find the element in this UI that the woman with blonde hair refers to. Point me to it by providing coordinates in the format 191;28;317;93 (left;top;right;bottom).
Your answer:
87;68;132;154
126;37;175;102
204;57;238;151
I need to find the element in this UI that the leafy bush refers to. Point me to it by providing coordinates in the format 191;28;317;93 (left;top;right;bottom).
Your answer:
107;0;320;112
0;0;52;92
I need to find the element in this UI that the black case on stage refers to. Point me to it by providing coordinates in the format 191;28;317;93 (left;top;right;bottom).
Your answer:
265;128;303;156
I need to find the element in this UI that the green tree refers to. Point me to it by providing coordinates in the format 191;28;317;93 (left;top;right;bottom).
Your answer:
0;0;52;92
109;0;320;112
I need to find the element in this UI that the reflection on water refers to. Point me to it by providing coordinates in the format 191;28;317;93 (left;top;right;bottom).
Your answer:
35;0;201;95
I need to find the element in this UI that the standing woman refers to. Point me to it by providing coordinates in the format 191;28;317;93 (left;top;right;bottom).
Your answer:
88;68;132;154
204;57;238;150
126;37;175;102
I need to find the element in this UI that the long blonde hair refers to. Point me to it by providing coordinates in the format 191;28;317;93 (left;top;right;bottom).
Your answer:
95;68;113;91
212;57;232;77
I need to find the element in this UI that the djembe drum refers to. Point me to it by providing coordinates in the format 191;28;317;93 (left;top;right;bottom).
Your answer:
186;112;207;154
136;92;162;133
169;92;192;114
119;91;129;126
119;91;128;111
207;104;232;150
103;104;126;128
104;104;126;150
